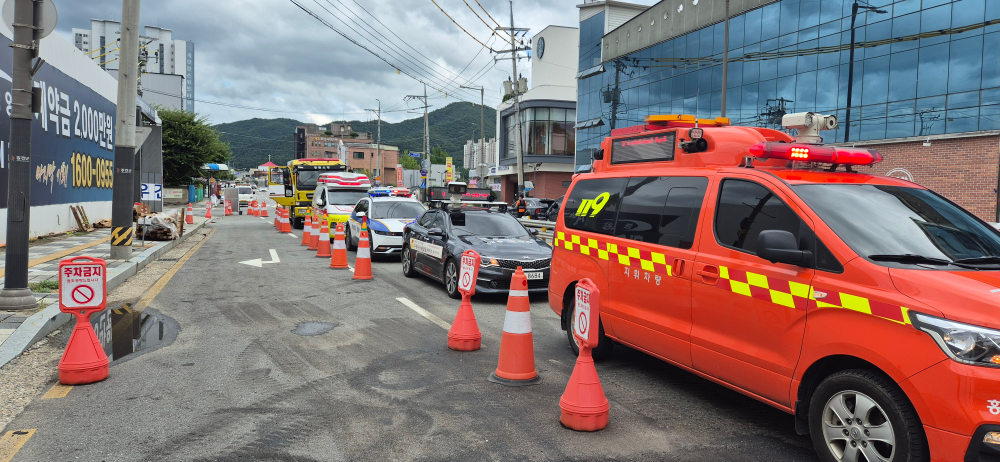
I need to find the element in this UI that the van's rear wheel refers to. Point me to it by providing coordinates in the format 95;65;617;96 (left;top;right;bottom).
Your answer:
809;369;927;462
564;291;613;360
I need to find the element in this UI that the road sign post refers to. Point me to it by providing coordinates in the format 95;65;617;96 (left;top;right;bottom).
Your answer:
559;278;609;431
57;256;110;385
448;249;482;351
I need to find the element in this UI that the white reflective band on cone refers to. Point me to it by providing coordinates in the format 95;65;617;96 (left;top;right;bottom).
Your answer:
320;234;329;241
357;248;371;259
509;290;529;297
333;241;346;249
503;310;532;334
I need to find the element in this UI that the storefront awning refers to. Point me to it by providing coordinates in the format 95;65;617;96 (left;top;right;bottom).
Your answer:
576;64;605;79
201;163;229;171
574;118;605;130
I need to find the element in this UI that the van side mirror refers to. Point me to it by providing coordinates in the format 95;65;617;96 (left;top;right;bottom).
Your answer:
529;228;539;236
593;148;604;160
757;230;812;267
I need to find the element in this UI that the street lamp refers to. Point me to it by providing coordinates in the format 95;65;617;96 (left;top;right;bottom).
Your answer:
843;1;888;142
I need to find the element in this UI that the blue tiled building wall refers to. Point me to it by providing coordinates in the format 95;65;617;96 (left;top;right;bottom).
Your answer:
576;0;1000;165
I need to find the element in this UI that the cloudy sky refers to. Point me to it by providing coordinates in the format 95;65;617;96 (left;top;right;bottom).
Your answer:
54;0;656;125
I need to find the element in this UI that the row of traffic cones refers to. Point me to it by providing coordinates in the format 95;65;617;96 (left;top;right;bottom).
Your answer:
297;212;372;280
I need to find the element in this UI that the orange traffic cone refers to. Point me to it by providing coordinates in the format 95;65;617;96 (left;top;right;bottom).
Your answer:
330;222;349;269
224;200;233;216
308;214;320;250
448;293;482;351
279;209;291;233
488;267;541;386
559;343;610;431
301;214;313;246
205;202;212;219
253;200;261;217
259;200;269;217
352;217;374;280
316;218;331;258
58;309;109;385
186;203;194;224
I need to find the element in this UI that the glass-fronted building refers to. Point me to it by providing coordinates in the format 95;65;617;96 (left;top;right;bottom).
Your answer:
576;0;1000;166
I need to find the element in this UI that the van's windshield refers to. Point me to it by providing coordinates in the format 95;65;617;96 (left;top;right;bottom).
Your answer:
794;184;1000;268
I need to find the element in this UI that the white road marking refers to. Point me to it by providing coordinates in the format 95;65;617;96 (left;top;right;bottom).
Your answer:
288;233;297;238
238;249;280;267
396;297;451;330
348;265;355;273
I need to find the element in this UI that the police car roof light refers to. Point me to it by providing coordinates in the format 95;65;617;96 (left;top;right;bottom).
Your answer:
749;142;882;166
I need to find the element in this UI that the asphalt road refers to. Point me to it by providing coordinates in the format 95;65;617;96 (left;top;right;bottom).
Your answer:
1;208;819;461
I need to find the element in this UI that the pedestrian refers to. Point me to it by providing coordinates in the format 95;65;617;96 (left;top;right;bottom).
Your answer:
515;194;527;218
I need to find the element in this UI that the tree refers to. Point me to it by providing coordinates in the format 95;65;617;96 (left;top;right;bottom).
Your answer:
430;146;448;164
324;130;333;136
161;108;232;186
399;155;420;170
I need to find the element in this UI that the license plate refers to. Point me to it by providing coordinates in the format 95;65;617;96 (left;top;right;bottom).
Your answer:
524;271;543;280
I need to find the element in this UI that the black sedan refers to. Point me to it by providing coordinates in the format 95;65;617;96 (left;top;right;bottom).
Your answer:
402;206;553;298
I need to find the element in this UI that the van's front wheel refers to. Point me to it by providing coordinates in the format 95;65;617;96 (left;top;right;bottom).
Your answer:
809;369;927;462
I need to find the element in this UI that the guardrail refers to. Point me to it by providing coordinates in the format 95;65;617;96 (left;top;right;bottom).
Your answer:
518;218;556;244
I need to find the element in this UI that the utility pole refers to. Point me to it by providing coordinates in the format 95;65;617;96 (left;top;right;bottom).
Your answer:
111;0;140;260
460;85;484;184
495;1;530;198
0;0;43;310
365;99;382;185
405;85;430;199
720;0;729;118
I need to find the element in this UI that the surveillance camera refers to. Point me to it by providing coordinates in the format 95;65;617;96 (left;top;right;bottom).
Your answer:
781;112;838;144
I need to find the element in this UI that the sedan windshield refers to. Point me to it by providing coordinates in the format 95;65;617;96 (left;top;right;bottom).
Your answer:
452;213;529;238
237;187;251;195
794;184;1000;266
326;190;369;206
372;201;425;219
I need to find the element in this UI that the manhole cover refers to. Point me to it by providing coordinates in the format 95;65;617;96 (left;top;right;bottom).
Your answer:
292;322;336;336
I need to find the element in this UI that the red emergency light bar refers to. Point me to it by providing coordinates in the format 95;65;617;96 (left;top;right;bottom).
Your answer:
749;142;883;166
318;174;371;186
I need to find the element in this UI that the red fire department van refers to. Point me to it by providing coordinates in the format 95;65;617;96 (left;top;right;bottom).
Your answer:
548;113;1000;461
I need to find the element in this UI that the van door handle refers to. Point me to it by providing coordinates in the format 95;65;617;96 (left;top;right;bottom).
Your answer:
697;265;720;283
671;259;685;277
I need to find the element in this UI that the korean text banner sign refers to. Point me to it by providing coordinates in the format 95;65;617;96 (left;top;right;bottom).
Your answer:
0;34;116;208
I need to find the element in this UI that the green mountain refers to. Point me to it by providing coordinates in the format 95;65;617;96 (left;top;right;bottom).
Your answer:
215;102;496;169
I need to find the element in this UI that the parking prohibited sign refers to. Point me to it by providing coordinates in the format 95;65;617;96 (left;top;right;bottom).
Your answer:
458;249;481;296
574;278;601;348
59;256;107;312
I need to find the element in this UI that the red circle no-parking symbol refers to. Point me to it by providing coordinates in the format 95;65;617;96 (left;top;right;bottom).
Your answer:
71;286;95;305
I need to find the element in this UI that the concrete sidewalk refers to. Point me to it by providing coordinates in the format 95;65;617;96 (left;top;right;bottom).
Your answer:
0;204;213;366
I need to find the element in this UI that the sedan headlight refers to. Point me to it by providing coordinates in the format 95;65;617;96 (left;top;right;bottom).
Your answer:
372;229;398;236
481;256;500;267
910;312;1000;367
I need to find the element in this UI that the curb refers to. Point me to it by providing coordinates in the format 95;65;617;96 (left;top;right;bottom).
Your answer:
0;220;208;368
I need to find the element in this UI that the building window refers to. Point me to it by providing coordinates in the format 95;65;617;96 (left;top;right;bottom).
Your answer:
503;107;576;159
353;152;365;159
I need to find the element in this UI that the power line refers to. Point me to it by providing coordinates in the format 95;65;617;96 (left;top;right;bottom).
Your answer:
343;0;497;101
318;0;483;103
429;0;495;52
289;0;489;107
474;0;511;43
144;88;409;116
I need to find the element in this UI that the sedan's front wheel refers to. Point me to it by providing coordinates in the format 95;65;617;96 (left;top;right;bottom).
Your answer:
444;259;460;299
402;246;417;278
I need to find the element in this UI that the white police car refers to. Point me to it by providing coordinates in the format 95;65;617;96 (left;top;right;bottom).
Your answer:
346;191;426;256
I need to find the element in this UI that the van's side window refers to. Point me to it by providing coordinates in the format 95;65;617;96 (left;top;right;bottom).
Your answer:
614;176;708;249
564;178;628;235
715;179;803;254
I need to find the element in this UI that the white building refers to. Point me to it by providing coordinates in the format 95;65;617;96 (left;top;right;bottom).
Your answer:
491;25;580;202
73;20;194;112
463;137;497;184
